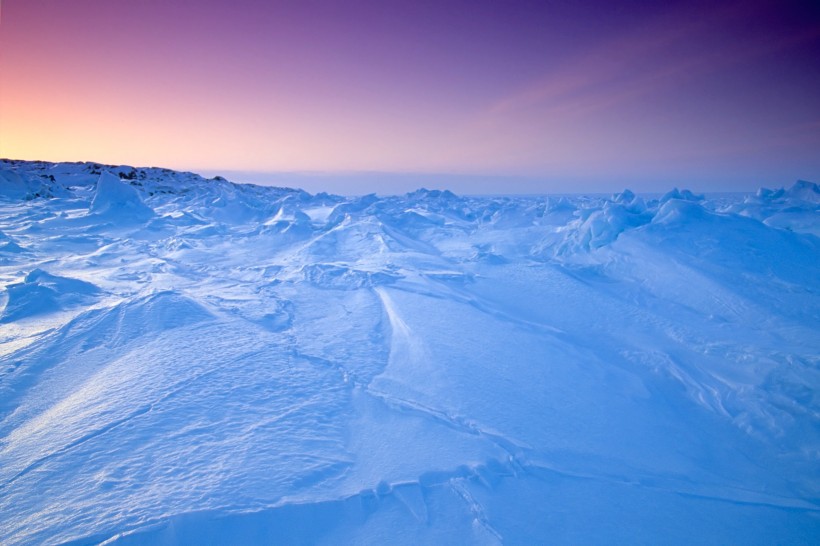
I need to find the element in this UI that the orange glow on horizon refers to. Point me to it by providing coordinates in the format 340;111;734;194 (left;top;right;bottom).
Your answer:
1;1;819;190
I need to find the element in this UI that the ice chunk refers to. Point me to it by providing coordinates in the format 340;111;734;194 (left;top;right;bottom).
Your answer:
785;179;820;203
659;187;704;203
90;171;154;220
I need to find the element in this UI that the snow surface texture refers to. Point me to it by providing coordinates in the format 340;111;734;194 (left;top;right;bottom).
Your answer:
0;159;819;545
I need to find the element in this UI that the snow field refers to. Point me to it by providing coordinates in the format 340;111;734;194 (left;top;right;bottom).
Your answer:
0;160;818;544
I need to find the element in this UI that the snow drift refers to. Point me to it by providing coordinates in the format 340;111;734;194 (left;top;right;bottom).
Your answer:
0;269;101;323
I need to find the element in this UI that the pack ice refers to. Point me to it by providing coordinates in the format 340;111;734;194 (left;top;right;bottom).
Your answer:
1;160;818;545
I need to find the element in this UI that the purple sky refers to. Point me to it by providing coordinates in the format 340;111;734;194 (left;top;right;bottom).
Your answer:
1;0;819;193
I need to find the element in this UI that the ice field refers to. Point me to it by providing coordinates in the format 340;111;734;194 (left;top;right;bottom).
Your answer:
0;160;818;544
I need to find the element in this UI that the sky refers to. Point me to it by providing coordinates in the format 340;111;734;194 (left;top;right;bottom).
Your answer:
1;0;819;194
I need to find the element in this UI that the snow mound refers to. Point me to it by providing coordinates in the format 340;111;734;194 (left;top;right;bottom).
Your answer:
0;231;24;254
659;187;704;203
77;291;214;349
651;196;711;225
90;171;154;220
549;192;653;255
725;180;820;235
258;200;313;236
754;180;820;204
0;170;31;200
580;201;651;248
1;269;101;322
0;169;68;200
783;179;820;203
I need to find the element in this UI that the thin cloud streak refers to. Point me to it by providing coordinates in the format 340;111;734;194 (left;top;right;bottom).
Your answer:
483;1;820;121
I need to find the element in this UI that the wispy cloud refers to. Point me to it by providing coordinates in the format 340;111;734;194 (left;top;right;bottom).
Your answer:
483;2;820;121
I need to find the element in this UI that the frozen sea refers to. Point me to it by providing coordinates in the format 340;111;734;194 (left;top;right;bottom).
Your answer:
1;160;818;545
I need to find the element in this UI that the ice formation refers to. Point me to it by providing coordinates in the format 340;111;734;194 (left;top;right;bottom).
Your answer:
0;160;818;544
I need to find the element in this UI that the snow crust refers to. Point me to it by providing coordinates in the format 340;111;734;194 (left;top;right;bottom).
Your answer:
0;159;819;545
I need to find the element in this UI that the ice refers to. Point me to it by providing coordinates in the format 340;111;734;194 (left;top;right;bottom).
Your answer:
659;187;704;203
90;172;155;221
724;180;820;237
0;159;818;544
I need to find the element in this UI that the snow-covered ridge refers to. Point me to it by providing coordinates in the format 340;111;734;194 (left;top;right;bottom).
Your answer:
1;160;819;544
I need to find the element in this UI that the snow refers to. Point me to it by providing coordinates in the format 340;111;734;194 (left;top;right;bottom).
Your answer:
89;172;155;221
0;269;101;323
0;159;818;545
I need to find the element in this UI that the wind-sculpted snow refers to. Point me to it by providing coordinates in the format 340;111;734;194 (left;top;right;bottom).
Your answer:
0;160;819;545
0;269;102;323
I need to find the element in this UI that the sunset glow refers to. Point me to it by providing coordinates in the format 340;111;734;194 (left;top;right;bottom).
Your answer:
1;0;819;192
